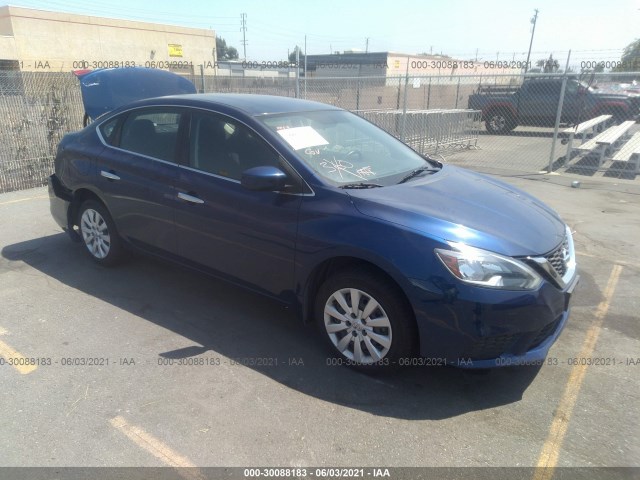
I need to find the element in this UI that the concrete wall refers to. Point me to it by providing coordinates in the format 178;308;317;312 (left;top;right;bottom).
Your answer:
387;53;522;78
307;52;522;86
0;35;17;61
301;83;481;111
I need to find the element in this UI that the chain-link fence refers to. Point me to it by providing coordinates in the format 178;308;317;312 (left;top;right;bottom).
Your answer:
0;72;84;192
1;69;639;193
358;109;482;155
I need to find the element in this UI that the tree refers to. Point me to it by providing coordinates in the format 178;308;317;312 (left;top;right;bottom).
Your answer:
536;54;560;73
613;38;640;72
288;46;305;64
216;36;239;60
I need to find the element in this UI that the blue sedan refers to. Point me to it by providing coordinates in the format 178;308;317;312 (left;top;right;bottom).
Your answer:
48;93;578;371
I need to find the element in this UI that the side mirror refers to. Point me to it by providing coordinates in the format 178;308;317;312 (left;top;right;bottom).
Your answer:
241;166;287;191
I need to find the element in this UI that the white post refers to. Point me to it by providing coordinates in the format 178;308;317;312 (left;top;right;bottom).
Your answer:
400;56;410;141
549;50;571;173
295;48;300;98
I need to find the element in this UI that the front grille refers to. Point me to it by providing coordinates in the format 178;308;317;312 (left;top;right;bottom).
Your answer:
530;316;562;349
462;315;564;360
545;237;569;277
462;333;521;360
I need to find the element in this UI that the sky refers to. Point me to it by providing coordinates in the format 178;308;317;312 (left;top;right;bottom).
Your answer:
5;0;640;68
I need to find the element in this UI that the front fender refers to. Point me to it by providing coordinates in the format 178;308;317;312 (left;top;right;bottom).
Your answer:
294;194;449;323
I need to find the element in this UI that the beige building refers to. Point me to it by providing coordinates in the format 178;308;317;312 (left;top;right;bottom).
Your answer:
307;51;522;85
0;5;216;74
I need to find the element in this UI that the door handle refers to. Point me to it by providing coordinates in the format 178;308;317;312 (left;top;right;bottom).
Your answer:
178;192;204;204
100;170;120;181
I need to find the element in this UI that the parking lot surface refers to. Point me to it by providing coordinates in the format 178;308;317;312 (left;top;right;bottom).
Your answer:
0;162;638;478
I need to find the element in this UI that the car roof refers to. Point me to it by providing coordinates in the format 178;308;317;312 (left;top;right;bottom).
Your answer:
139;93;343;116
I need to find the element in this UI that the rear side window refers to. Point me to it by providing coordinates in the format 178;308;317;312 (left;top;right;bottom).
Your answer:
527;81;560;97
98;117;119;146
119;109;183;163
526;82;549;96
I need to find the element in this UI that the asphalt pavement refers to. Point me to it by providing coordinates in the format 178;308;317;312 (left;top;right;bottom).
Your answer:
0;169;638;479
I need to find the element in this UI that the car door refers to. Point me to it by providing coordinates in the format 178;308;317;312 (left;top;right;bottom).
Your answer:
97;107;184;255
173;110;303;299
559;80;584;124
518;81;560;125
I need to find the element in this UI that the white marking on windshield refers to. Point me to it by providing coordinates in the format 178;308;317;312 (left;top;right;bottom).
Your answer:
319;158;375;180
356;166;375;177
277;126;329;150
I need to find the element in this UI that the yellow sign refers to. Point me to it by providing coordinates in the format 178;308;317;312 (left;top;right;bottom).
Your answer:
394;59;400;69
168;44;183;57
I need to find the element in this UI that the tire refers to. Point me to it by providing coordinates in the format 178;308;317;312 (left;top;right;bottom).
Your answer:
315;268;417;371
77;200;124;266
485;110;516;134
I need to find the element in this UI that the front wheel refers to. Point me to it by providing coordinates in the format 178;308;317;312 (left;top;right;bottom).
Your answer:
315;269;417;371
77;200;124;266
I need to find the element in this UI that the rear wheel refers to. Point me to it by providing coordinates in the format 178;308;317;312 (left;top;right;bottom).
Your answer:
315;268;417;371
485;110;516;134
77;200;124;266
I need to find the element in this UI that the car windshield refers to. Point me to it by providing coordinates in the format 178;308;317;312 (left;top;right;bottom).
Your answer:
259;110;436;186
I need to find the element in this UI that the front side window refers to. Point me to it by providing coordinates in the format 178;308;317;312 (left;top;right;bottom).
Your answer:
259;110;431;186
565;81;579;96
119;109;182;162
188;111;280;180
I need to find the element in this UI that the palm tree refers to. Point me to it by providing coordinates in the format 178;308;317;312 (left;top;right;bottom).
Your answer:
536;54;560;73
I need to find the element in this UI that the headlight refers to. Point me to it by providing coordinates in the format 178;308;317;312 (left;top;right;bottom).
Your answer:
435;243;542;290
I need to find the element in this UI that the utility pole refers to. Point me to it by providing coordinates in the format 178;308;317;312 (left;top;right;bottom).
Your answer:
365;37;369;53
240;13;247;60
525;8;539;73
295;47;300;98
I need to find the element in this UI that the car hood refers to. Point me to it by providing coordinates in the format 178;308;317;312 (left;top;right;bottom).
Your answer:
592;91;633;102
347;165;566;256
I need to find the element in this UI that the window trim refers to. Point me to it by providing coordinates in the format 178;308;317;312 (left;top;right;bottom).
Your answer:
95;104;314;196
185;109;296;189
96;106;186;165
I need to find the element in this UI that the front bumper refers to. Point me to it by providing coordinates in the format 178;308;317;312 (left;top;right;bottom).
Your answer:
410;271;579;368
455;308;570;369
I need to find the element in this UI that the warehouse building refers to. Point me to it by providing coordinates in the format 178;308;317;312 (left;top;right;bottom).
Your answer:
0;5;216;74
306;51;521;84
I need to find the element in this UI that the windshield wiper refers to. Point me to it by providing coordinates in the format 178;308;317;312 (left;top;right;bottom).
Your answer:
338;182;384;189
397;166;440;184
